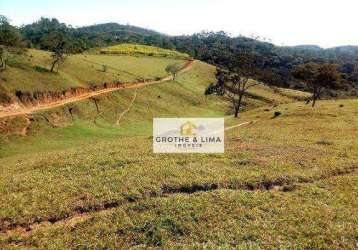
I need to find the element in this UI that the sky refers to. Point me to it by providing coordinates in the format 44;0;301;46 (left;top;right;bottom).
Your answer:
1;0;357;48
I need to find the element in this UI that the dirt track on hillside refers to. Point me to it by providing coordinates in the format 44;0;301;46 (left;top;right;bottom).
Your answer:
0;60;195;119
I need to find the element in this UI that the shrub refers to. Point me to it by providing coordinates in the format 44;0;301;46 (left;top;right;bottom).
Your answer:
273;111;282;118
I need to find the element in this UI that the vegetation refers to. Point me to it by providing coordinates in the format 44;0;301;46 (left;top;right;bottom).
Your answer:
206;68;259;117
0;16;358;249
2;17;356;98
0;15;23;48
100;44;189;59
171;32;358;97
48;35;68;73
0;49;186;97
0;15;25;72
292;63;341;106
21;18;88;53
206;50;262;117
165;63;182;80
0;46;8;70
0;61;356;247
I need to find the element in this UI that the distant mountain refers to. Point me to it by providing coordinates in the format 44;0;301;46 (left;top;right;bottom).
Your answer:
287;45;358;58
77;23;162;36
327;45;358;57
290;45;323;50
20;19;174;51
75;22;173;49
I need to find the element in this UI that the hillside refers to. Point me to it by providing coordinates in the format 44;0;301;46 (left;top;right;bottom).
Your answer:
1;21;357;248
0;55;357;247
0;49;311;149
0;48;187;105
1;5;358;248
100;44;189;58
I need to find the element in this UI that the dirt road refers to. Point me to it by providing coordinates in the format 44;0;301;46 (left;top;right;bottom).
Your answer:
0;60;195;119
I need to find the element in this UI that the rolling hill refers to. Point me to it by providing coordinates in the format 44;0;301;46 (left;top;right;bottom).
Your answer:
0;47;187;105
0;44;357;248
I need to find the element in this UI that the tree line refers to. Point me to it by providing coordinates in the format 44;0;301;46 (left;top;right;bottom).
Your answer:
0;16;355;114
2;16;358;91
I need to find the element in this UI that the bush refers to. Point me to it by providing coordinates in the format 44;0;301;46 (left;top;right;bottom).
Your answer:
273;111;282;118
34;66;49;73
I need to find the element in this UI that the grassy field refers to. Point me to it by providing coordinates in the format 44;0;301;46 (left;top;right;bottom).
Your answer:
100;44;189;59
0;61;223;155
0;55;357;248
0;48;187;100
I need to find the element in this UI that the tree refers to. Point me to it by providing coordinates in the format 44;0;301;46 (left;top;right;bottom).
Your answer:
165;63;182;80
0;46;8;70
205;49;261;118
206;68;259;118
0;15;23;47
0;15;23;71
50;43;67;72
292;63;341;107
42;31;69;72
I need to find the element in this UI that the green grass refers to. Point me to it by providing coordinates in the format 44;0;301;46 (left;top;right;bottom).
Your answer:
246;82;309;105
0;54;357;248
0;98;357;248
0;61;224;156
100;43;189;59
0;49;187;95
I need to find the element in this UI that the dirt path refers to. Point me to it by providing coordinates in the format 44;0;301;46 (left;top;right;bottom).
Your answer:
0;60;195;119
116;88;138;125
225;121;257;131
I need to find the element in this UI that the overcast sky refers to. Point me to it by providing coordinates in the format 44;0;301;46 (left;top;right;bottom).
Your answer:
1;0;357;48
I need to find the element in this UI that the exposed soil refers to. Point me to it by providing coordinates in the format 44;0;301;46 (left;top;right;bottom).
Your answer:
0;60;195;119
